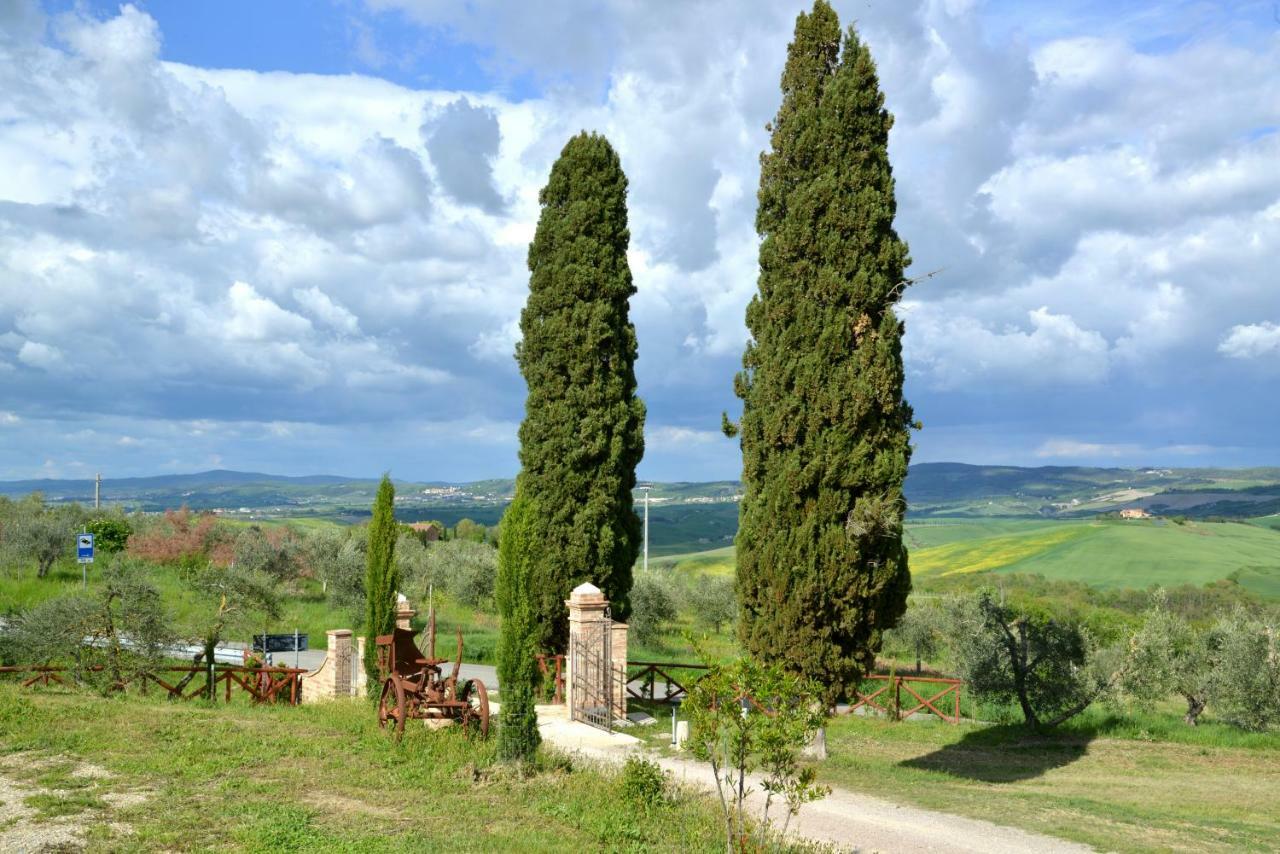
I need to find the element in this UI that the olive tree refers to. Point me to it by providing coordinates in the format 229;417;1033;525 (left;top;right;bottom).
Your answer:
1207;609;1280;731
1118;591;1214;725
950;592;1117;730
687;575;737;635
629;574;677;646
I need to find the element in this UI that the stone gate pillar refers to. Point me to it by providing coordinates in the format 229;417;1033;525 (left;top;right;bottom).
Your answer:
565;582;628;724
395;593;415;631
300;628;355;702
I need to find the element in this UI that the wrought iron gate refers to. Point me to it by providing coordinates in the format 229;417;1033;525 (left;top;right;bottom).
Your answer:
570;607;624;731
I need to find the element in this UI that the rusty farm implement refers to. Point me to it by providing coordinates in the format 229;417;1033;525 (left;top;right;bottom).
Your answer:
375;610;490;739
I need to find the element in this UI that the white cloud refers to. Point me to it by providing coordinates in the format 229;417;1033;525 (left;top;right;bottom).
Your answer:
292;287;360;335
223;282;312;342
647;426;723;449
905;305;1109;389
0;412;19;426
17;340;65;371
1036;439;1219;459
1219;322;1280;359
1;0;1278;476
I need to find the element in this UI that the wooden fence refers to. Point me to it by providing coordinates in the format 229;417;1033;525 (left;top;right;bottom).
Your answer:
0;664;309;705
845;674;962;724
625;661;710;703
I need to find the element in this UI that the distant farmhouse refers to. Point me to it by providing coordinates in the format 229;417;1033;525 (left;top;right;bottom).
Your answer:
1120;508;1152;519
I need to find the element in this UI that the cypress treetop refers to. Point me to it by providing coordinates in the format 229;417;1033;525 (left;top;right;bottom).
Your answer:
363;473;399;694
732;1;915;701
516;131;646;652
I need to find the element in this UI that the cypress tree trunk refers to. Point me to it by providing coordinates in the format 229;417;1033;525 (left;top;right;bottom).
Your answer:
731;1;914;702
363;474;399;697
516;132;646;653
495;489;543;761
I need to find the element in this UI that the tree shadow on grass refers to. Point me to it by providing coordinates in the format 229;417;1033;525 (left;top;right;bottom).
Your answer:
901;725;1095;783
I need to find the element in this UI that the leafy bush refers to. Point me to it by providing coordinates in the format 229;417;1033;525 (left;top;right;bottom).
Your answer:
620;755;668;812
126;508;231;565
85;513;132;554
684;657;828;849
629;574;677;646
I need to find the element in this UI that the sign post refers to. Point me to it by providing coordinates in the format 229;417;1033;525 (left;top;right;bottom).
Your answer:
76;532;94;588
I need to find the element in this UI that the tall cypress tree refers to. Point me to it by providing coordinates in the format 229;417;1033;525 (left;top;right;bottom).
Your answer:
729;2;914;701
363;474;399;696
495;488;542;761
516;132;645;653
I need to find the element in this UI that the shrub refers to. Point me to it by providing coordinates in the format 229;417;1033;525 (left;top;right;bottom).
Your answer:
684;657;828;849
629;574;677;646
126;507;231;565
85;513;132;554
620;756;668;812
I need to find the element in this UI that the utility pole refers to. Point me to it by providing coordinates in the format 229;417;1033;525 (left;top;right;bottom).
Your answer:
638;484;651;574
94;473;101;509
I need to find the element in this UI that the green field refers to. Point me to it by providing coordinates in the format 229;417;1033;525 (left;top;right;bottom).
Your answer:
908;518;1280;598
653;518;1280;601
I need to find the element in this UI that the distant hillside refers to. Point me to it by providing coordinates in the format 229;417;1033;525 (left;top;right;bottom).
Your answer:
3;463;1278;536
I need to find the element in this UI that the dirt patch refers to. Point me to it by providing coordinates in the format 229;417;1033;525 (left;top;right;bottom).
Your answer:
302;791;400;819
0;752;151;852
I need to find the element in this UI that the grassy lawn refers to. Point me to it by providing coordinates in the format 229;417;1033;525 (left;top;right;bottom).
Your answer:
0;685;731;853
818;712;1280;853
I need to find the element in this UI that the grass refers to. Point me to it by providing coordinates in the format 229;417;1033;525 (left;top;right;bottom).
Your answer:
817;712;1280;853
0;685;734;853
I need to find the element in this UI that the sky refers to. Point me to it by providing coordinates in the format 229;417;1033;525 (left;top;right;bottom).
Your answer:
0;0;1277;483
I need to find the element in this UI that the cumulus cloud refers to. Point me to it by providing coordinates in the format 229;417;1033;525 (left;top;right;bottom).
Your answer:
905;305;1110;389
1;0;1278;477
1219;322;1280;359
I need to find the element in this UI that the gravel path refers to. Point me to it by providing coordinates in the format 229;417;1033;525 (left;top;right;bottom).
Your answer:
532;706;1094;854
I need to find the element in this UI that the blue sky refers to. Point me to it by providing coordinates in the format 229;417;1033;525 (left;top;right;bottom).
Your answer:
0;0;1277;482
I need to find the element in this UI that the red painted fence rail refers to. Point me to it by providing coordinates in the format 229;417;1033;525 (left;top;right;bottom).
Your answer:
845;674;962;724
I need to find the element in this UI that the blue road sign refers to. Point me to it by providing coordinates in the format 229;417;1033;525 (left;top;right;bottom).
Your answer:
77;533;95;564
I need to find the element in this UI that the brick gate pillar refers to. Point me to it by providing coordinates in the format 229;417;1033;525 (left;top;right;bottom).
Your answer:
395;593;415;631
565;582;628;723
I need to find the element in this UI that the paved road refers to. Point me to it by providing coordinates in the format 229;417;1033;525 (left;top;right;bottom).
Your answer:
248;645;499;692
